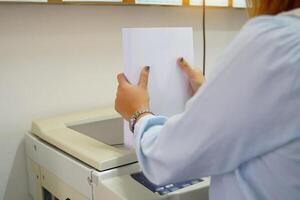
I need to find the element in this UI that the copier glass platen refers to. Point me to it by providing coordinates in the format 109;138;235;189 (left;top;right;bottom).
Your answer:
25;106;210;200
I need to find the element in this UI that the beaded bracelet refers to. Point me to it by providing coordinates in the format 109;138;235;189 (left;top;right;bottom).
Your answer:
129;109;154;133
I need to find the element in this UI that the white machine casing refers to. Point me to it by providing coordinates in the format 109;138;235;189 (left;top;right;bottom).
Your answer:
25;106;210;200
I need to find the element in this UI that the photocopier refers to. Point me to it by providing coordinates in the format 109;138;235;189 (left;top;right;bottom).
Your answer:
25;106;210;200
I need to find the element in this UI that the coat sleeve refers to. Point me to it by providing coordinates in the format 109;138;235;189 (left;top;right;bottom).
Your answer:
134;16;300;186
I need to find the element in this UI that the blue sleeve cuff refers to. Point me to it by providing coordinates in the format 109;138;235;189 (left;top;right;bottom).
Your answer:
134;114;168;143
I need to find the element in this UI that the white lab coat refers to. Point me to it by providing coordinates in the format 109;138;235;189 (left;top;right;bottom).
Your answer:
134;8;300;200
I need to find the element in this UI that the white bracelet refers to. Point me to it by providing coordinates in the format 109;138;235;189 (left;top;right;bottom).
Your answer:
129;109;154;133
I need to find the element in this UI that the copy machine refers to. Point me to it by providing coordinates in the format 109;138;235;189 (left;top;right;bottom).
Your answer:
25;107;210;200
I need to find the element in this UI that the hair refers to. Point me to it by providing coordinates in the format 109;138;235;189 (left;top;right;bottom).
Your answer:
246;0;300;17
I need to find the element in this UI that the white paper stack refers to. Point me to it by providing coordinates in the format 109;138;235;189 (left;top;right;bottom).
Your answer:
122;27;194;148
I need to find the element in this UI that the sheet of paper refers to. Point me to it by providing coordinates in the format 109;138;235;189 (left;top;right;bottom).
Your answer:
122;27;194;149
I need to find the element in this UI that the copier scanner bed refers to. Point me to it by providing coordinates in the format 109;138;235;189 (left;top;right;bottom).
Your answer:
26;106;210;200
31;107;137;171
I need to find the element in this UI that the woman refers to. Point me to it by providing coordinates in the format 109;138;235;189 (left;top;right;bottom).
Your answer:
115;0;300;199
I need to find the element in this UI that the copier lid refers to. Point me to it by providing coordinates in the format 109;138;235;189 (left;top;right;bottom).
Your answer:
31;106;137;171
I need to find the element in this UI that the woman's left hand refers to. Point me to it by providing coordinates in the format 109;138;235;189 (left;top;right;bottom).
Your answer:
115;66;150;121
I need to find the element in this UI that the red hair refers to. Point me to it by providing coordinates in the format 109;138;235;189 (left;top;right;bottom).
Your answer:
247;0;300;17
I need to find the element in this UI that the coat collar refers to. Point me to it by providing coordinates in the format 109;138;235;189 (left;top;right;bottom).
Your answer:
281;8;300;17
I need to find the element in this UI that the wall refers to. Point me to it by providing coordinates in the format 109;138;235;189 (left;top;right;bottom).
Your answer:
0;4;247;200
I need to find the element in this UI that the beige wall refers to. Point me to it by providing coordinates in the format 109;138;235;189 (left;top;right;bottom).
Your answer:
0;4;247;200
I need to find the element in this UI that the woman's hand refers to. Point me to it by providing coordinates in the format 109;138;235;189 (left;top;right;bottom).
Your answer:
178;57;205;95
115;66;150;121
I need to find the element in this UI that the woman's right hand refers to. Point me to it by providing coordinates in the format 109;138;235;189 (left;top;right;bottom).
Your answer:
177;57;205;96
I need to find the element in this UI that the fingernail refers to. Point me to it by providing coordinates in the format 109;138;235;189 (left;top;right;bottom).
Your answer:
145;66;150;71
180;57;184;63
